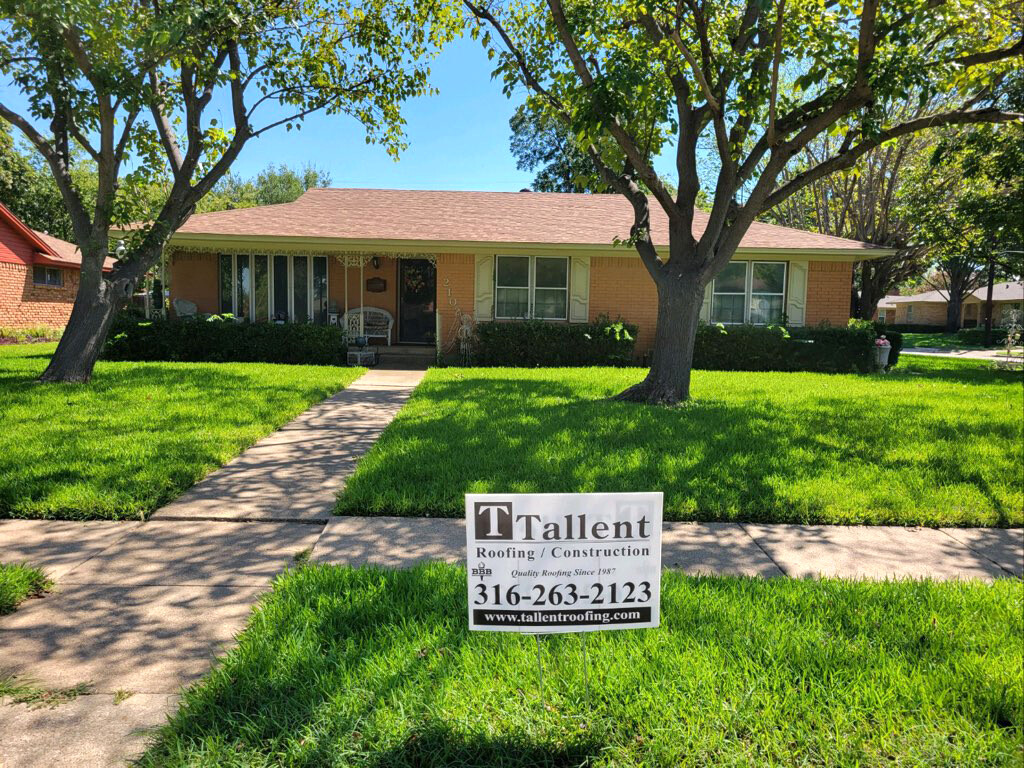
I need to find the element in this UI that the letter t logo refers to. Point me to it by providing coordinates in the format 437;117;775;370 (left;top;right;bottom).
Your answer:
474;502;513;539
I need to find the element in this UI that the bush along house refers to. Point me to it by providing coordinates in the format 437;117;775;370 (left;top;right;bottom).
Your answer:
160;188;889;364
0;201;114;332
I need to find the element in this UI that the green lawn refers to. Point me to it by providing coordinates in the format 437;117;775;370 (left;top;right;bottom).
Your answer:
0;344;364;520
337;357;1023;526
0;563;51;615
901;332;1005;349
139;564;1023;767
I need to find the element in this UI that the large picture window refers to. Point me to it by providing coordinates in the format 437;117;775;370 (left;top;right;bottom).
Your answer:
219;253;329;323
494;255;569;320
711;261;787;325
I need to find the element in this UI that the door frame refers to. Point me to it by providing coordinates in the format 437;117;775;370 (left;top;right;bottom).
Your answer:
397;257;437;345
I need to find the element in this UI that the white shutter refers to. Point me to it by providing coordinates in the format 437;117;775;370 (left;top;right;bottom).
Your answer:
786;260;808;326
699;281;713;323
569;256;590;322
474;254;494;321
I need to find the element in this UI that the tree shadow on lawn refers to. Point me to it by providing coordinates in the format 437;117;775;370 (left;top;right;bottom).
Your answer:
0;363;343;519
339;373;1021;526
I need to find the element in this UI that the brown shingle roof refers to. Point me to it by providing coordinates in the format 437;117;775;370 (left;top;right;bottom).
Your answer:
173;188;884;252
33;230;117;270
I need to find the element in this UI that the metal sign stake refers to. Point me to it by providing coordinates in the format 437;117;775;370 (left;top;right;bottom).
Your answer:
581;632;590;710
535;634;544;713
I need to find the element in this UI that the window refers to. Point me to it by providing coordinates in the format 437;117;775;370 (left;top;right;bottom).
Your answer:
33;265;63;287
749;262;786;324
711;261;787;324
221;253;329;323
906;305;914;322
273;255;289;321
494;255;569;320
877;310;887;323
711;262;747;324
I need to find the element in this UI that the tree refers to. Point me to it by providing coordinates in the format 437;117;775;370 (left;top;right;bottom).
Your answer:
510;103;609;192
467;0;1022;403
0;0;461;382
765;101;936;320
196;162;333;212
900;118;1024;330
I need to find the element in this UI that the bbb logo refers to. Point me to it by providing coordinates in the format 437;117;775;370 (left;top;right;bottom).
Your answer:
474;501;513;540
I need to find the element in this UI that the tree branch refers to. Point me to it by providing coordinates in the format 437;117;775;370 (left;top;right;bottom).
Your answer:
763;108;1022;211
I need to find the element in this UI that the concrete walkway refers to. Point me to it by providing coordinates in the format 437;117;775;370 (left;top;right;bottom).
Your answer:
154;369;424;522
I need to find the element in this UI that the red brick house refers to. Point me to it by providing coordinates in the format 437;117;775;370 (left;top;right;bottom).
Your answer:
0;202;113;330
162;188;889;355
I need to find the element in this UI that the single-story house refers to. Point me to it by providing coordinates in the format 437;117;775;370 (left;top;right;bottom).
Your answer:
163;188;887;355
0;201;113;330
876;281;1024;328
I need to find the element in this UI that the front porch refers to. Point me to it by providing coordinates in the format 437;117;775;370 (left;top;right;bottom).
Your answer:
172;250;443;348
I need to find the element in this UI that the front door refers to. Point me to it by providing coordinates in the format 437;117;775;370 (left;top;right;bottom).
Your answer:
398;259;437;344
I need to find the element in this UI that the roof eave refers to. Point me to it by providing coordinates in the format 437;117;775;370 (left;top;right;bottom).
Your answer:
166;231;893;261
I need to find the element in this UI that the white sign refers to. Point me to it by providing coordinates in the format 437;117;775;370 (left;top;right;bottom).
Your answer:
465;492;663;634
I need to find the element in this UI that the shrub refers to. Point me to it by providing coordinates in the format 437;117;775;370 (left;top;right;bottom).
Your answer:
953;327;1007;347
103;317;347;365
692;321;886;373
473;317;637;366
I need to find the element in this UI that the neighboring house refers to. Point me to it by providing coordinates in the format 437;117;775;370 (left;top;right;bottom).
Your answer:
0;202;113;330
876;282;1024;328
163;188;888;355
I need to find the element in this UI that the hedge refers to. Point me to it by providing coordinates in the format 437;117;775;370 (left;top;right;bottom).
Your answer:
692;321;897;373
103;317;347;365
473;318;637;366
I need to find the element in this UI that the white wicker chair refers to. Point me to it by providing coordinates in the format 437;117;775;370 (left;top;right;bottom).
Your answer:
172;298;198;318
344;307;393;345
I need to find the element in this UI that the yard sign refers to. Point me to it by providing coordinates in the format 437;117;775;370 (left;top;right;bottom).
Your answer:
466;492;663;634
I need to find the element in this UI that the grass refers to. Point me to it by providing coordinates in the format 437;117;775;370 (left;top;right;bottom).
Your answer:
901;332;1009;350
0;325;63;344
0;344;364;520
337;357;1023;527
0;676;92;709
139;564;1024;767
0;562;51;615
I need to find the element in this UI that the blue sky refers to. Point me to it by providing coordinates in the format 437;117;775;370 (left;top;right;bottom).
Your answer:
1;35;680;192
229;37;538;191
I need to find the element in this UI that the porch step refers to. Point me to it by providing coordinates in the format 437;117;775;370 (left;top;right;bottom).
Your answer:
374;344;435;370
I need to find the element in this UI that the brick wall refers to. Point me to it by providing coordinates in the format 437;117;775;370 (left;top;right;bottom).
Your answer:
805;260;854;326
0;261;80;329
436;253;475;354
892;301;946;326
589;255;659;350
168;251;219;315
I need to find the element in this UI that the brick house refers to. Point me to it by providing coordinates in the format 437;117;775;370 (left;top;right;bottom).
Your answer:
162;188;888;356
0;201;114;330
876;282;1024;328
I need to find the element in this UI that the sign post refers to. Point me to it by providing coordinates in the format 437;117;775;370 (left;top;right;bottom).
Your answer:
466;492;662;636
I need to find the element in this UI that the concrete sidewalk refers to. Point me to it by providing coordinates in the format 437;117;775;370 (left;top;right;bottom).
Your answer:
902;347;1023;362
313;516;1023;580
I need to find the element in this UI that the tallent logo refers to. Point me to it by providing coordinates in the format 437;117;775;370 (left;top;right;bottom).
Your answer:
474;501;513;540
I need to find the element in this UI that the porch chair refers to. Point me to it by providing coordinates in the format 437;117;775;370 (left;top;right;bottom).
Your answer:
344;307;393;345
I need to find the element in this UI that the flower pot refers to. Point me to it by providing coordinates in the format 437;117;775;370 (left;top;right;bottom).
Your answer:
874;345;891;370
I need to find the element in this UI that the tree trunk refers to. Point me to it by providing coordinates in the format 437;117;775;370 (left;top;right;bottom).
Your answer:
614;274;704;405
945;293;963;332
39;266;132;383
